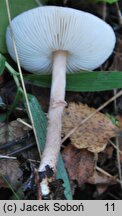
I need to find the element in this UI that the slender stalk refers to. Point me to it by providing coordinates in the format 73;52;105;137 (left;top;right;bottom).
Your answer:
38;51;67;196
5;62;21;89
39;51;67;172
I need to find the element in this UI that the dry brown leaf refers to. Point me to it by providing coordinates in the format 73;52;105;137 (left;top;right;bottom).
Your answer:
0;119;31;145
0;159;22;189
0;119;32;155
62;103;118;153
62;145;94;186
87;170;116;197
87;170;116;185
104;146;114;159
94;185;108;197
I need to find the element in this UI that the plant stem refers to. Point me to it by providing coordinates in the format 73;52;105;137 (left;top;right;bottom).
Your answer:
5;62;21;89
38;51;67;197
7;89;22;116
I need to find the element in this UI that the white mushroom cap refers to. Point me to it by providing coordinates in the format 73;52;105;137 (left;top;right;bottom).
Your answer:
6;6;116;74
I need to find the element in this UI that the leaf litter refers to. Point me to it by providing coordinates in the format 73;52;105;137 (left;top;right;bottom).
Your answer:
62;102;119;153
62;145;94;186
61;102;122;196
0;119;38;195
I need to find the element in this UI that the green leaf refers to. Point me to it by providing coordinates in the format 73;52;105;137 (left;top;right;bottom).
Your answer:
25;71;122;92
0;54;6;75
26;94;73;200
0;0;38;53
26;94;47;151
56;155;73;200
106;113;120;127
91;0;118;4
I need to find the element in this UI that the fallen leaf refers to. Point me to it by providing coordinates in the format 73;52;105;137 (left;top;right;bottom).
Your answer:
94;185;108;197
0;119;39;160
0;119;31;145
62;145;94;186
0;159;23;190
87;170;116;197
62;103;119;153
87;170;116;185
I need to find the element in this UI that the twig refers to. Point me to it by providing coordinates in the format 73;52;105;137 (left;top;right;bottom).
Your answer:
113;88;122;188
109;139;122;155
34;0;43;6
116;2;122;25
113;89;117;112
102;2;107;21
0;154;40;163
8;143;35;156
108;192;119;200
0;155;16;159
63;0;68;5
116;138;122;188
17;118;32;129
96;166;122;185
0;132;33;150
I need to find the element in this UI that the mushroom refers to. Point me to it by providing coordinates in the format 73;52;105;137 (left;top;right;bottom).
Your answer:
6;6;116;198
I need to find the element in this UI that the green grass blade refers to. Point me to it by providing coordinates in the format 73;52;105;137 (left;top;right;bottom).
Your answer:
0;0;38;53
8;89;22;116
26;94;73;200
10;186;24;200
25;71;122;92
0;54;5;75
56;155;73;200
26;94;47;151
92;0;118;4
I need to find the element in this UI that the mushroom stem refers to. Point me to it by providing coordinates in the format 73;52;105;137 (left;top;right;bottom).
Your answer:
39;51;67;196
